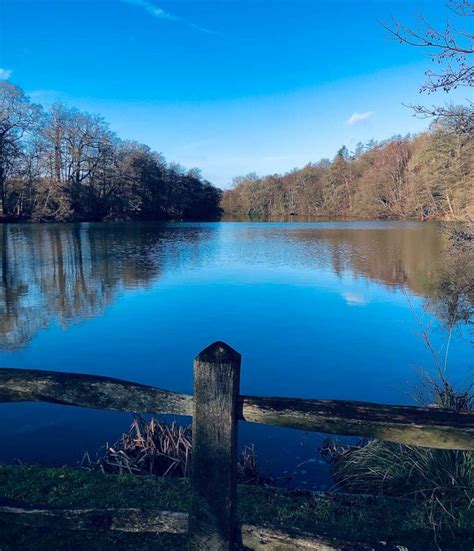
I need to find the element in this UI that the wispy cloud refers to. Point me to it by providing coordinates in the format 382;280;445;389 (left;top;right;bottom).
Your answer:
120;0;219;35
346;111;374;125
121;0;176;20
0;67;12;80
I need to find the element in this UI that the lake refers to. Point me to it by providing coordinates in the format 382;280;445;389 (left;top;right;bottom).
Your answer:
0;221;471;489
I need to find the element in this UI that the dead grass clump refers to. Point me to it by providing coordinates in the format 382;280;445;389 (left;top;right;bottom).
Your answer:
82;417;270;486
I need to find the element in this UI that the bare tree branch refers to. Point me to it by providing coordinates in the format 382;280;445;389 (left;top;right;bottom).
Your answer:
384;1;473;131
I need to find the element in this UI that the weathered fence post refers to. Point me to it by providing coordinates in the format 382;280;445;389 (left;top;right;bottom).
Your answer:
189;341;241;550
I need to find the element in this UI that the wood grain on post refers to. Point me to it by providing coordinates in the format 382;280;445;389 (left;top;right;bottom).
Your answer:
189;341;241;550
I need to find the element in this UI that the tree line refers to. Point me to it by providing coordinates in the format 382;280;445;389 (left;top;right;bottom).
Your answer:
223;0;474;221
222;114;474;220
0;82;222;222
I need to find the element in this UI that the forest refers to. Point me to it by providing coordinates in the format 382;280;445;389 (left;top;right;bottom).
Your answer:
222;110;474;220
2;84;473;223
0;82;222;222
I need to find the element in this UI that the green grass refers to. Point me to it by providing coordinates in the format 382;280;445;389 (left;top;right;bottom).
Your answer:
0;465;472;550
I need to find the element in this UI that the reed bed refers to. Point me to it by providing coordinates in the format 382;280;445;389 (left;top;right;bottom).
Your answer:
82;417;269;486
322;383;473;546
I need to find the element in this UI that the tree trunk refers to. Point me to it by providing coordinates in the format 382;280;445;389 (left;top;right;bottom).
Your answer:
0;164;6;218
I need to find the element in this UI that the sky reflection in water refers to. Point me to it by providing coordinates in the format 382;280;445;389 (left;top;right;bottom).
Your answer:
0;221;471;488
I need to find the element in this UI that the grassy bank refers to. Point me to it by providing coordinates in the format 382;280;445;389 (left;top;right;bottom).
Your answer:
0;465;473;550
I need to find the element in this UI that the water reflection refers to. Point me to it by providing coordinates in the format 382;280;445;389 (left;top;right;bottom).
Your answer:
0;221;471;483
291;223;442;292
0;223;212;350
0;222;467;351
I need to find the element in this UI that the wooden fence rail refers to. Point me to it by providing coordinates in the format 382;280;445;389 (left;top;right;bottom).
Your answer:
0;366;472;450
0;340;473;549
0;502;404;550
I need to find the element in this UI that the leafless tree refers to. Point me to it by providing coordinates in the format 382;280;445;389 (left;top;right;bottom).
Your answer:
223;127;473;221
0;82;222;222
0;82;41;216
383;0;473;132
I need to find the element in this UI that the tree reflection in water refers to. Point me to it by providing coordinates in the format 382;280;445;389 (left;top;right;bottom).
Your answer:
0;221;471;352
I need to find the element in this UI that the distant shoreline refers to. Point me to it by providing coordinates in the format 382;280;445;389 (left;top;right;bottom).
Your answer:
0;214;467;225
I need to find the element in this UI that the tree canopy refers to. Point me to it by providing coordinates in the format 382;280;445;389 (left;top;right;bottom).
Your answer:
222;115;474;220
0;82;222;222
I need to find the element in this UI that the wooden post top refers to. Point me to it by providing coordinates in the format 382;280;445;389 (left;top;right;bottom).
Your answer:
190;341;241;549
195;341;241;364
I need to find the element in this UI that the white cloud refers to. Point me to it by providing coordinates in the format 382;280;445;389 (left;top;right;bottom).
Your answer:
120;0;218;35
346;111;374;125
342;292;368;306
0;68;12;80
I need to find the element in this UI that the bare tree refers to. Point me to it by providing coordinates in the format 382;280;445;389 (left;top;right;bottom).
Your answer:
222;129;473;221
0;82;41;217
0;82;228;223
384;0;473;133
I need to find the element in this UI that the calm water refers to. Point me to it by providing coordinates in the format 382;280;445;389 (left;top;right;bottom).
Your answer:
0;221;471;488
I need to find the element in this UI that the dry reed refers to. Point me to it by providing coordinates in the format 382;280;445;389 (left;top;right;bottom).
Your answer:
82;416;270;486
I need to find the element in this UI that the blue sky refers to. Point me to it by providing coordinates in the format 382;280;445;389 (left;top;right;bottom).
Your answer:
0;0;469;187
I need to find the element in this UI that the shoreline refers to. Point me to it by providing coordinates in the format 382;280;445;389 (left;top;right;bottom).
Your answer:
0;215;467;225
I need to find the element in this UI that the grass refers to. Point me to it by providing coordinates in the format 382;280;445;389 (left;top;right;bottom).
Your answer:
323;440;473;544
322;379;474;548
0;464;473;550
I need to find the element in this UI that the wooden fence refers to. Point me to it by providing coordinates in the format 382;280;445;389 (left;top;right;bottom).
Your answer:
0;340;473;550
